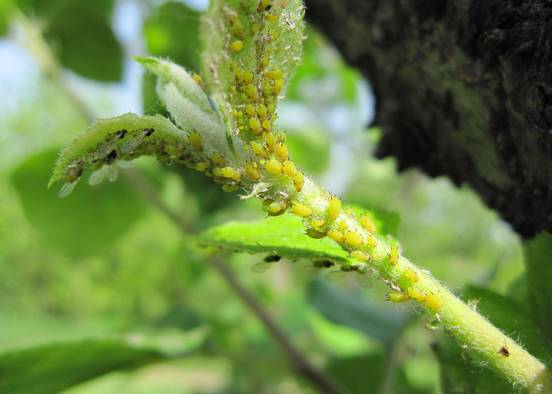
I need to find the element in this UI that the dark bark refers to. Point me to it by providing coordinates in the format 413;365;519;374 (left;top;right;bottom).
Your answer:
306;0;552;238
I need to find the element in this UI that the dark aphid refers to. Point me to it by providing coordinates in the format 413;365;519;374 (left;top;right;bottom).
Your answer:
499;346;510;357
106;149;118;164
144;128;155;137
313;260;334;268
264;254;281;263
116;129;128;139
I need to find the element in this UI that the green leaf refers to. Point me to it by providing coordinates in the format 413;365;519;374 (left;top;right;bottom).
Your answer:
45;3;123;81
49;112;186;188
0;338;165;394
524;232;552;342
436;285;552;393
200;214;352;263
327;353;430;394
135;57;232;158
143;2;201;71
0;0;13;37
200;203;399;263
200;0;304;135
308;280;411;345
15;0;115;19
11;148;147;258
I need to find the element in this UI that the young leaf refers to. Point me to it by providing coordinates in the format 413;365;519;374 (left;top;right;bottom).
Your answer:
200;205;396;263
200;0;304;135
49;113;188;189
135;56;235;157
0;338;165;394
200;214;352;262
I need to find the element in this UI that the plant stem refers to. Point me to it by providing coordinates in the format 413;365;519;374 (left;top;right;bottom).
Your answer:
293;177;552;393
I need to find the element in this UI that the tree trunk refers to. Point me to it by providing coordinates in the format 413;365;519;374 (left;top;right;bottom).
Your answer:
306;0;552;238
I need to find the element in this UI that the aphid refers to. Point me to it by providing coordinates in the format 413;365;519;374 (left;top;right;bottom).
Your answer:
328;196;342;221
218;167;241;181
89;167;107;186
245;104;255;117
387;291;410;303
188;131;203;151
264;157;283;175
275;143;288;161
402;268;418;283
209;152;227;167
283;160;296;177
250;141;266;158
327;229;344;243
424;293;443;312
195;161;211;172
115;129;127;139
351;250;370;262
143;128;155;137
58;180;78;198
264;133;277;151
359;214;376;233
230;40;244;52
266;201;286;216
257;0;271;12
407;287;425;301
306;228;325;239
291;202;312;217
388;245;400;265
265;14;278;22
313;260;334;268
499;346;510;357
261;119;271;131
106;149;117;164
222;184;240;193
273;78;285;93
344;231;363;249
244;161;261;180
249;117;262;134
310;219;325;230
257;103;267;119
366;235;377;249
265;69;283;80
252;254;281;273
293;171;304;192
245;84;257;100
264;254;281;263
192;73;203;85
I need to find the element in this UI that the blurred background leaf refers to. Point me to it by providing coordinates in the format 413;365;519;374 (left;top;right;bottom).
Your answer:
10;148;147;258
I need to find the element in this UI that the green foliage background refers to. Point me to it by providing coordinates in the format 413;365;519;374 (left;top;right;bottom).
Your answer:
1;1;549;393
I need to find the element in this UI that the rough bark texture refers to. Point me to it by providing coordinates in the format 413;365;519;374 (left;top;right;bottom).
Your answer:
306;0;552;238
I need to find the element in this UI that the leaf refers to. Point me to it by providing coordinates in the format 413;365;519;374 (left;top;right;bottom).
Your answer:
0;338;165;394
143;2;201;71
327;353;430;394
200;214;352;262
12;148;147;258
308;280;411;345
200;202;399;263
44;3;123;81
0;0;13;37
200;0;304;135
15;0;115;19
48;113;188;189
524;232;552;342
135;56;232;158
436;285;552;393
